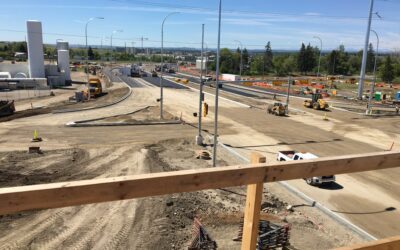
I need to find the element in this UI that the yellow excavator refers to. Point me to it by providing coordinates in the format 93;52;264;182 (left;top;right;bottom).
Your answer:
304;93;329;110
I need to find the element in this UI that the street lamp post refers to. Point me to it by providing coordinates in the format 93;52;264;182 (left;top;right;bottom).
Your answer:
196;24;205;146
212;0;222;167
160;12;179;120
85;17;104;100
367;30;379;115
110;29;123;66
234;40;243;79
358;0;375;99
313;36;322;77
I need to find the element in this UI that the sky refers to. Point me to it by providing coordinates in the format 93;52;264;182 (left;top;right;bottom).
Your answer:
0;0;399;51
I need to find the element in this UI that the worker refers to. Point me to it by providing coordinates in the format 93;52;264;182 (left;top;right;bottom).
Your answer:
396;105;399;115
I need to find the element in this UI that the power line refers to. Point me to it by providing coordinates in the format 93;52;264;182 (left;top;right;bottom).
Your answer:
109;0;398;21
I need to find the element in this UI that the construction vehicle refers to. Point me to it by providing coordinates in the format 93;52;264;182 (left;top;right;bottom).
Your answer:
267;102;286;116
130;64;141;77
277;151;336;186
303;93;329;110
0;100;15;117
88;78;103;98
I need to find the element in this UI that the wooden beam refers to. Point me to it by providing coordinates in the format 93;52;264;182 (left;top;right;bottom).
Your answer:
0;151;399;215
241;152;266;250
335;235;400;250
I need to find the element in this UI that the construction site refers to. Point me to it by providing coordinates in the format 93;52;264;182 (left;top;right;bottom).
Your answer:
1;1;400;249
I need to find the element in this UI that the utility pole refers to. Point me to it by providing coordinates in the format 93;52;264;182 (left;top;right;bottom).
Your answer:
212;0;222;167
358;0;374;99
160;12;179;119
141;36;148;53
131;42;136;55
196;24;205;146
367;30;379;115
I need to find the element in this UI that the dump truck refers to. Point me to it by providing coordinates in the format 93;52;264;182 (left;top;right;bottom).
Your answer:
88;78;103;98
277;151;336;185
304;93;329;110
267;102;286;116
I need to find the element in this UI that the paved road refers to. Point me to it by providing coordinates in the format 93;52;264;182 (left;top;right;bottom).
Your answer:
142;75;188;89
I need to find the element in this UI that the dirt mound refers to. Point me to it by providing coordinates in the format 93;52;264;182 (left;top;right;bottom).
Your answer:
0;148;90;188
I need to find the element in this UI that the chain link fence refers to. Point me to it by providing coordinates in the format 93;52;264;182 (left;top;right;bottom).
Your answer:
0;83;51;101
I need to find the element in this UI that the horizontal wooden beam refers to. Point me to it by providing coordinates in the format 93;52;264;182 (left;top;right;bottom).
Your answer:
0;151;399;215
336;235;400;250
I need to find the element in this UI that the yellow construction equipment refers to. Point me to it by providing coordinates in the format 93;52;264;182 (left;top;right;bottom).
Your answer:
88;78;103;98
267;102;287;116
203;102;208;117
304;93;329;110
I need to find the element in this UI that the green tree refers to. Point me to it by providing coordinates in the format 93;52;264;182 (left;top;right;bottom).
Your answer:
264;41;273;73
88;46;95;60
242;48;249;73
380;56;394;83
305;43;317;74
220;48;235;73
250;55;264;75
366;43;375;73
297;43;307;74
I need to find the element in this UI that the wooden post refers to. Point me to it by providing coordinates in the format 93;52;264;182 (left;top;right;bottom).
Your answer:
241;152;266;250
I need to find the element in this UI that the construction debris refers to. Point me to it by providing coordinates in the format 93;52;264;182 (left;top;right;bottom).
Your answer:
188;218;217;250
233;219;290;249
196;150;211;160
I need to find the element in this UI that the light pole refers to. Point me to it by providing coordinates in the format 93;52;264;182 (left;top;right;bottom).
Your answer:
140;36;149;53
358;0;375;99
313;36;322;77
212;0;222;167
110;29;123;66
85;17;104;99
160;12;179;119
234;40;243;78
196;24;205;146
367;30;379;115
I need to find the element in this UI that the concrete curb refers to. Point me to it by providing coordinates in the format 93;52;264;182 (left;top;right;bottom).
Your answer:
66;120;182;127
218;142;377;241
71;106;153;124
52;87;133;114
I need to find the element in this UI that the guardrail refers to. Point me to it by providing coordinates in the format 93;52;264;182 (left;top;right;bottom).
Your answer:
0;151;399;249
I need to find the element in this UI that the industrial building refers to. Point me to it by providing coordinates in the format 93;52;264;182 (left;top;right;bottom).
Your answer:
0;20;71;89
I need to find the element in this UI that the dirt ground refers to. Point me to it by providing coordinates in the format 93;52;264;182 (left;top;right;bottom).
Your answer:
0;84;129;122
1;66;399;249
0;138;360;250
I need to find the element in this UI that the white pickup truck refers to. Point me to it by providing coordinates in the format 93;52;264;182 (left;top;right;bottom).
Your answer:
277;151;336;186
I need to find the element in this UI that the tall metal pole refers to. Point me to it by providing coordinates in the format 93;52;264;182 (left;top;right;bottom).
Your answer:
212;0;222;167
358;0;374;99
205;43;208;77
141;36;148;52
85;17;104;100
367;30;379;115
313;36;322;77
285;76;291;115
196;24;205;146
234;40;243;78
110;30;123;67
160;12;179;120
